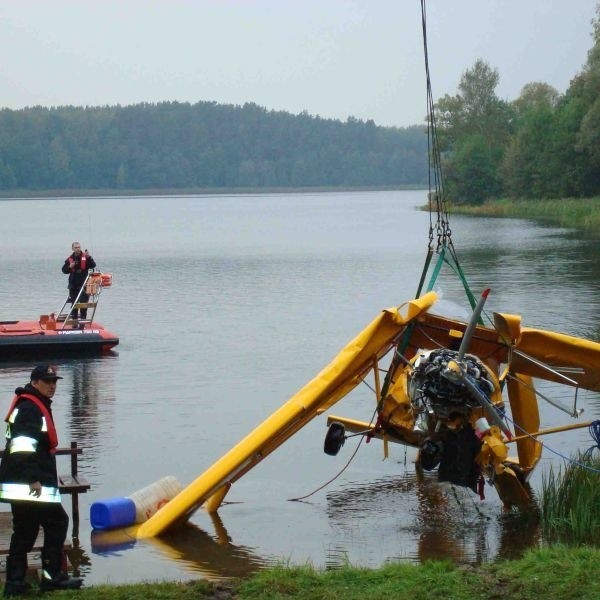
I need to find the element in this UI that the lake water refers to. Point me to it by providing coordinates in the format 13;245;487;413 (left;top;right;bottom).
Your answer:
0;190;599;584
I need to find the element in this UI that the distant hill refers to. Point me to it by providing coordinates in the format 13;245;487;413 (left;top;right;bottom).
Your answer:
0;101;427;192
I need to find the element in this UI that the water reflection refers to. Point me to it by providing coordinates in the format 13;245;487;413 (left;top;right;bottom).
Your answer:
150;517;266;580
66;358;117;460
90;513;265;581
495;511;541;561
325;469;541;566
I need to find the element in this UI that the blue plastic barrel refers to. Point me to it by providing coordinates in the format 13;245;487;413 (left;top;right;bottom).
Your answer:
90;497;136;530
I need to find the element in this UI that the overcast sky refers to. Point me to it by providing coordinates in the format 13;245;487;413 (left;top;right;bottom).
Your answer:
1;1;597;128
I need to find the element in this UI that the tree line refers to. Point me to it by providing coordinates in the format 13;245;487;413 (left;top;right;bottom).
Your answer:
435;5;600;204
0;101;428;191
3;7;599;201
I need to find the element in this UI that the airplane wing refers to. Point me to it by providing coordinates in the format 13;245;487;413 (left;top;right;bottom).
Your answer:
514;327;600;392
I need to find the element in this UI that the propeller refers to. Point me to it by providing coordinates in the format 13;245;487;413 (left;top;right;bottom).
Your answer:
440;288;513;439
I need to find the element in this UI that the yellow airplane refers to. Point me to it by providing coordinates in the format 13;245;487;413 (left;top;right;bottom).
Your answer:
118;287;600;540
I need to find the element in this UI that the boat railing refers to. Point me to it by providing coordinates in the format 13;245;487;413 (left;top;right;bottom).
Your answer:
55;271;112;330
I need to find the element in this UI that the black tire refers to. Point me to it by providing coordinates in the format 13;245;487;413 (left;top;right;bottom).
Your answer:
418;438;443;471
324;422;346;456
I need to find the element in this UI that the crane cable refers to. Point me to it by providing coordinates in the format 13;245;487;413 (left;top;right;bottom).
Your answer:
420;0;450;253
416;0;480;316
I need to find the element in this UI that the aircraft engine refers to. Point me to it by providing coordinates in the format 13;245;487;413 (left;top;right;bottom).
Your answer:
408;348;496;419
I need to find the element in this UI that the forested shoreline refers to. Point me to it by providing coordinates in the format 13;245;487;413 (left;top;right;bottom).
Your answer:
0;102;427;191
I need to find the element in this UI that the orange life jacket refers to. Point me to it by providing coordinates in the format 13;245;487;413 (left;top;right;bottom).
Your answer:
69;253;87;271
4;393;58;454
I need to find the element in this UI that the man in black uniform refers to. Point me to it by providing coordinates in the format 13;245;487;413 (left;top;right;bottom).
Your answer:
61;241;97;321
0;366;82;596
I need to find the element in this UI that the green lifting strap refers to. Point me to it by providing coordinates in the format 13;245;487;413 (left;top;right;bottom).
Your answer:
425;245;446;293
425;244;480;319
415;248;433;298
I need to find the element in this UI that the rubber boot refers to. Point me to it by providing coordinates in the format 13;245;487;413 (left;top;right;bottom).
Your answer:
39;572;83;592
40;549;82;592
4;555;30;597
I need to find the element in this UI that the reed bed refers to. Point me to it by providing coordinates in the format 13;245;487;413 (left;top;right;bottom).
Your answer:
450;197;600;232
540;450;600;545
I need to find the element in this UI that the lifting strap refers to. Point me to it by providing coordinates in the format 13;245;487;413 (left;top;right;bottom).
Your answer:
425;244;480;317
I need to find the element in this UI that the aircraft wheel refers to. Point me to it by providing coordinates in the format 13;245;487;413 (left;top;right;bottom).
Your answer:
324;422;346;456
418;438;443;470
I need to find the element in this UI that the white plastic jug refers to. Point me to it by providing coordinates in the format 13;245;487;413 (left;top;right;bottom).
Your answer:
128;475;183;523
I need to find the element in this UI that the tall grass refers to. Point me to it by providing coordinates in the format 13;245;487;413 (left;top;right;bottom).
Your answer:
450;197;600;232
540;450;600;545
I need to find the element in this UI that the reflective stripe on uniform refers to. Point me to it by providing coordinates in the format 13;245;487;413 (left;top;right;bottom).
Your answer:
9;435;37;454
0;483;61;503
41;416;48;432
7;408;18;424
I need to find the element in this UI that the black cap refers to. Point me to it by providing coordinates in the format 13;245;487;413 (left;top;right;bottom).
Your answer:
30;365;63;382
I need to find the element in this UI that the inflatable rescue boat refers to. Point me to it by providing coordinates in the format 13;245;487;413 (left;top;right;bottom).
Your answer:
0;272;119;359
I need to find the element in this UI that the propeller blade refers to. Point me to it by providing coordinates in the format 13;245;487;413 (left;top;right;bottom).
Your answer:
457;288;490;361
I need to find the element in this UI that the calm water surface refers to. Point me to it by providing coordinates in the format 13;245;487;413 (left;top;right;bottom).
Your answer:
0;191;599;584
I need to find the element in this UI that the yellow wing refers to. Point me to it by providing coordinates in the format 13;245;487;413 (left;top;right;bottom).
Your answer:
495;312;600;391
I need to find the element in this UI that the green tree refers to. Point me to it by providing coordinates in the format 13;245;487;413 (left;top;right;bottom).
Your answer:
573;5;600;192
445;134;501;204
435;59;512;203
0;158;16;189
501;83;560;198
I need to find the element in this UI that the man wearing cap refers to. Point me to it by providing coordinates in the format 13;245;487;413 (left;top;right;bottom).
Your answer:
0;366;82;595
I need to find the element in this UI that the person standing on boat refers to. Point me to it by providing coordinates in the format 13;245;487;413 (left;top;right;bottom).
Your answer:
61;241;96;321
0;366;82;595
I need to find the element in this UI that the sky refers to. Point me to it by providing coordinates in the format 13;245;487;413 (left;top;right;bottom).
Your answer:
1;1;597;128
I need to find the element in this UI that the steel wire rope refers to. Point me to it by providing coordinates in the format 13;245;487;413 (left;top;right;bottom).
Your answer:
287;408;377;503
419;0;478;311
502;412;600;474
288;369;392;502
421;0;449;252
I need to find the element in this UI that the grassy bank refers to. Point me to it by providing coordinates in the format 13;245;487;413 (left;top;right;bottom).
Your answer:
41;545;600;599
450;197;600;233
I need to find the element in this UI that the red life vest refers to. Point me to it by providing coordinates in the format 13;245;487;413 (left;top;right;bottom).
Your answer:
69;253;87;271
4;393;58;454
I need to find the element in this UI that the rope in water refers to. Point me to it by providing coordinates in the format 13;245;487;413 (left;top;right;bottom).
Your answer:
287;407;377;502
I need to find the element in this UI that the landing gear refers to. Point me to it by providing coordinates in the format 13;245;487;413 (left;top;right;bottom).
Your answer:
324;422;346;456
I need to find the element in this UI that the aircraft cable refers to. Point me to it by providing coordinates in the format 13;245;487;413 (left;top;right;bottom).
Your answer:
584;419;600;459
287;425;369;502
417;0;479;314
504;414;600;474
288;406;380;502
420;0;448;253
384;0;483;400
